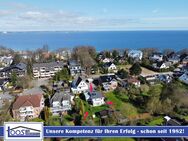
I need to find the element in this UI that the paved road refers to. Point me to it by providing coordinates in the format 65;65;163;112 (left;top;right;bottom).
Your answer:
0;91;14;109
31;78;50;87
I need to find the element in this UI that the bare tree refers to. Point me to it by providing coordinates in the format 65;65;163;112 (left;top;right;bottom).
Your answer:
140;48;158;58
72;46;96;75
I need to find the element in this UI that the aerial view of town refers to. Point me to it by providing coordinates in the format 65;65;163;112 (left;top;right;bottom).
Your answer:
0;0;188;141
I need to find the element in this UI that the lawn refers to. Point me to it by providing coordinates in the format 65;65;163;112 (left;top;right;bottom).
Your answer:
117;64;158;76
105;91;138;118
147;117;164;126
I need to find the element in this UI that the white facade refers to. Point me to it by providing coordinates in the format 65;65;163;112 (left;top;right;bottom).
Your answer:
150;54;163;61
71;80;89;94
128;50;143;60
19;106;34;119
107;63;117;72
33;63;63;78
102;58;111;63
92;97;105;107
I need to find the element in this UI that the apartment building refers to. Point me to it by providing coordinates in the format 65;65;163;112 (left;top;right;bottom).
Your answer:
33;61;65;78
12;94;44;121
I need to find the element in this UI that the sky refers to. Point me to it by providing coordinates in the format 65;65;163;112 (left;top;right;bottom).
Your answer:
0;0;188;31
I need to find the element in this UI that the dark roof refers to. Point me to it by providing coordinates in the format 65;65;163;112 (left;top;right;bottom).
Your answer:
100;75;116;83
167;119;181;126
0;63;26;72
12;94;43;110
103;62;114;68
68;60;80;66
0;78;9;85
157;62;164;67
72;76;85;87
89;91;104;99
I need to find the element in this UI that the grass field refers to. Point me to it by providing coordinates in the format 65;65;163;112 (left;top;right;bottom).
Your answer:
147;117;164;126
105;91;138;118
118;64;158;76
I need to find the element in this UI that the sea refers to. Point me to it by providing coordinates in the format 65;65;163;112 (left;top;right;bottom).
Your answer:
0;31;188;51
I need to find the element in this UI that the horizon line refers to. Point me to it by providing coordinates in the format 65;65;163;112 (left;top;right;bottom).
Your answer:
1;29;188;32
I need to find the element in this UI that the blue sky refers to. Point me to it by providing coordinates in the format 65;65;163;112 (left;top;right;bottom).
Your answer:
0;0;188;31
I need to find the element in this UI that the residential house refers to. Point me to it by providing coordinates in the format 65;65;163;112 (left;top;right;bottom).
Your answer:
182;56;188;64
168;53;180;64
84;91;105;107
17;51;32;59
98;75;118;91
181;65;188;73
71;76;89;94
144;75;158;85
152;61;172;69
127;77;141;87
55;49;71;60
12;94;44;121
50;91;72;115
162;116;185;141
128;50;143;60
149;52;163;62
179;73;188;84
33;61;64;78
68;60;82;76
0;79;10;91
0;56;13;67
158;74;172;83
0;63;27;78
102;58;113;63
103;62;117;73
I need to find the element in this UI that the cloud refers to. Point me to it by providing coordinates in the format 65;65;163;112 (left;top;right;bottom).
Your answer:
0;2;188;31
143;16;188;21
0;10;14;17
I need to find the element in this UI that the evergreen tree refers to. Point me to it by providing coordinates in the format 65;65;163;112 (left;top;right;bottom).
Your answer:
129;63;142;75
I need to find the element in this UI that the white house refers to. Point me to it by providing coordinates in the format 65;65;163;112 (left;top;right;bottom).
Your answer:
103;62;117;72
71;77;89;94
84;91;105;107
179;73;188;85
0;56;13;67
149;53;163;62
102;58;112;63
128;50;143;60
153;61;172;69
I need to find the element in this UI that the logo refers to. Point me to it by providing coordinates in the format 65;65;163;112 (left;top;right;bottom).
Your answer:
4;122;43;140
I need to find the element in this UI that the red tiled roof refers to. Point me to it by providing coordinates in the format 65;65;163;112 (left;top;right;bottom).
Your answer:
128;78;140;83
12;94;43;110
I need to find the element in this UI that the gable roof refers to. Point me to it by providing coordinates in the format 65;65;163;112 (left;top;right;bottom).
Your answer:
156;62;164;67
0;63;26;72
103;62;114;68
12;94;43;110
72;76;86;87
50;91;71;103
